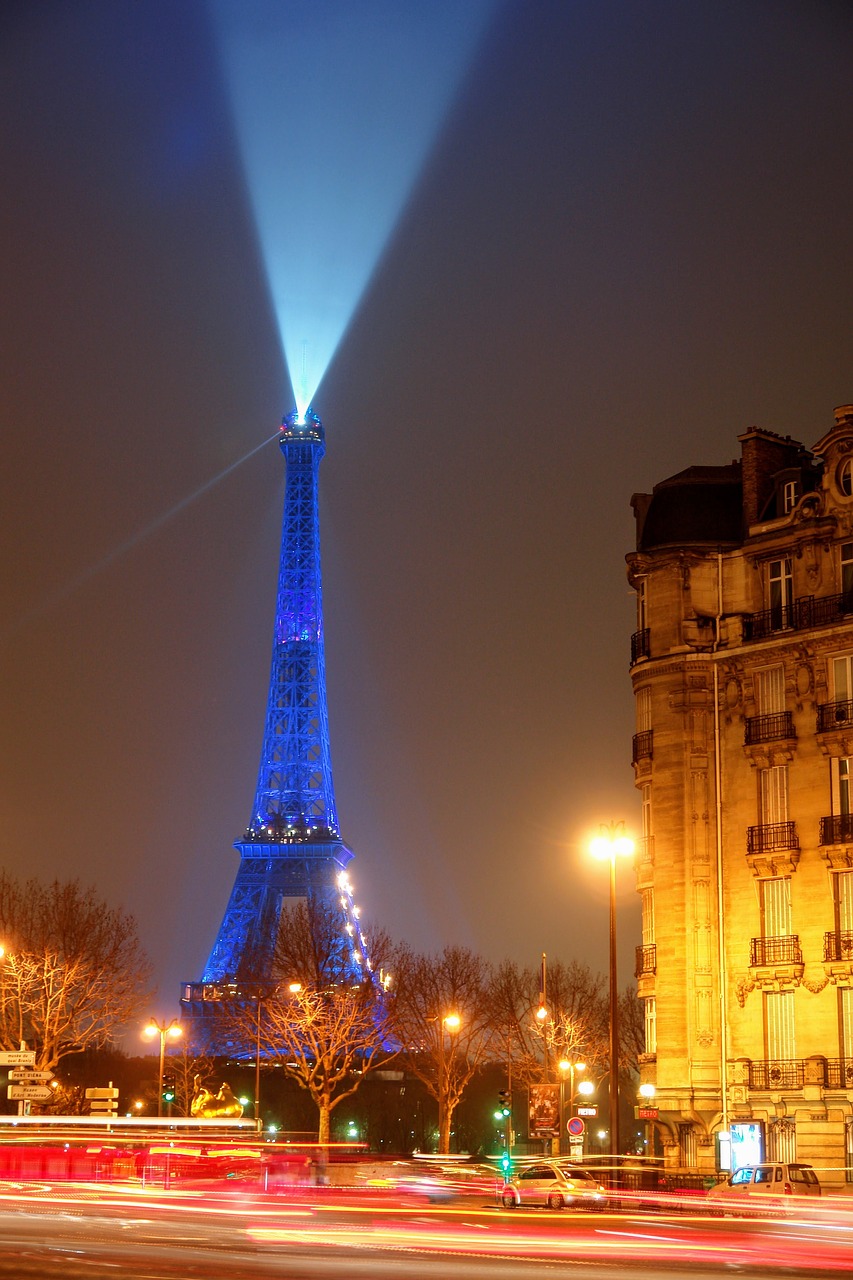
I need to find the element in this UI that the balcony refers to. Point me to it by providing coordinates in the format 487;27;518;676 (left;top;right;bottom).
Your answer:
748;1059;804;1090
750;934;803;967
630;628;650;665
743;604;798;642
632;730;653;765
819;814;853;846
744;712;795;746
825;1059;853;1089
635;944;656;977
823;930;853;962
746;822;798;856
817;699;853;732
743;593;853;643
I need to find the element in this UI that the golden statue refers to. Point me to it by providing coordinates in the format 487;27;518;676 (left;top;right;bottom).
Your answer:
190;1074;244;1119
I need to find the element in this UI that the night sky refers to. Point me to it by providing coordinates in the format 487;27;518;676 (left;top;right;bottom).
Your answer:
2;1;852;1020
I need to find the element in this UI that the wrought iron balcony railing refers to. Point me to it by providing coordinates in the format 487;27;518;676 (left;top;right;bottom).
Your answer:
817;699;853;732
823;930;853;962
796;591;853;629
630;628;650;665
750;934;802;967
746;821;798;856
819;814;853;846
632;731;653;764
743;604;798;641
744;712;795;746
748;1059;804;1090
825;1059;853;1088
744;593;853;643
634;944;656;977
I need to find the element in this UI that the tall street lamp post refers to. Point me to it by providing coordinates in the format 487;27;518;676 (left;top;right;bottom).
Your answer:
437;1012;461;1155
590;822;634;1161
143;1018;182;1118
558;1057;586;1154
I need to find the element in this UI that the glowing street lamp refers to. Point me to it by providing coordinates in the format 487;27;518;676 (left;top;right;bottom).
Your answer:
436;1012;461;1155
143;1018;182;1118
589;821;634;1161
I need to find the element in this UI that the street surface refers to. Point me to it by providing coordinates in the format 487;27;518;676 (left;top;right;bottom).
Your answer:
0;1183;850;1278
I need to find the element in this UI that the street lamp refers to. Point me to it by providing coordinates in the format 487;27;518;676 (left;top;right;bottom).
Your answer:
143;1018;182;1118
558;1057;587;1153
436;1012;461;1155
590;821;634;1161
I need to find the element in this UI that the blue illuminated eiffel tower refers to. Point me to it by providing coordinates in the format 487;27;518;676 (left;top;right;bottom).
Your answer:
182;409;366;1029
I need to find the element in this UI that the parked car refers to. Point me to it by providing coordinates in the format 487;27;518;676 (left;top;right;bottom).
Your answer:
501;1161;606;1210
707;1162;821;1212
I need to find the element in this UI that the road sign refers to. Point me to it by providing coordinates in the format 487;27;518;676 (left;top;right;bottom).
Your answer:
85;1087;119;1100
577;1105;597;1117
89;1100;118;1113
567;1116;585;1137
8;1069;54;1082
0;1050;36;1067
7;1084;52;1102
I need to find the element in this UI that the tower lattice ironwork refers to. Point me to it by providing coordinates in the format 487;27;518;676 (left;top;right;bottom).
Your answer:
183;409;367;1026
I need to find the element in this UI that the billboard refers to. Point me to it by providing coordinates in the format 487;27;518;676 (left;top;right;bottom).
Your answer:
528;1084;559;1138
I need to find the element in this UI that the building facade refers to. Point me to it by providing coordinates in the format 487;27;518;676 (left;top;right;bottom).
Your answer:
627;403;853;1185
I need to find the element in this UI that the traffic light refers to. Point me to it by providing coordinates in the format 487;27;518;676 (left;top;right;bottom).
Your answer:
497;1090;511;1118
162;1073;176;1105
500;1151;511;1176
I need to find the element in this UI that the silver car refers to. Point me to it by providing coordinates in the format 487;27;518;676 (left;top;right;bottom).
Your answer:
501;1161;606;1210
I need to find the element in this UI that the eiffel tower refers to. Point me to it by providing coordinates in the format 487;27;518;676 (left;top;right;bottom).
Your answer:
182;409;366;1037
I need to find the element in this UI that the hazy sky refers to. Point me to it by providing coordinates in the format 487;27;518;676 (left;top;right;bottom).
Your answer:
1;1;851;1018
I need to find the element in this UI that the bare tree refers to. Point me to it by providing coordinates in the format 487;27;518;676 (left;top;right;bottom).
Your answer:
227;896;399;1145
490;958;608;1090
393;945;498;1154
618;982;645;1078
0;874;153;1070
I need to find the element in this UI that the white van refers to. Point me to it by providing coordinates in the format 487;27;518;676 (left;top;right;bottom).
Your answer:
707;1162;821;1211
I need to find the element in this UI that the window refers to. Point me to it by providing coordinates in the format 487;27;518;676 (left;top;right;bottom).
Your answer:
835;872;853;936
641;783;652;848
678;1123;697;1168
768;1120;796;1163
833;655;853;702
841;988;853;1062
755;666;785;716
644;996;656;1055
641;888;655;946
782;480;798;514
830;761;853;819
765;990;796;1061
758;766;789;826
637;579;647;631
842;544;853;602
636;687;652;733
767;557;793;625
839;458;853;498
760;878;792;938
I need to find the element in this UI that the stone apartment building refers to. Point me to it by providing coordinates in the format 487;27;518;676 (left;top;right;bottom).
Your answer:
627;403;853;1185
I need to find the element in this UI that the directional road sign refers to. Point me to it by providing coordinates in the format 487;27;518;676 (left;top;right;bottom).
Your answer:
89;1100;118;1112
8;1069;54;1082
7;1084;52;1102
85;1087;119;1100
0;1050;36;1067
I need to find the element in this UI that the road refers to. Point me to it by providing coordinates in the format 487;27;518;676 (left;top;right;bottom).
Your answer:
0;1184;850;1278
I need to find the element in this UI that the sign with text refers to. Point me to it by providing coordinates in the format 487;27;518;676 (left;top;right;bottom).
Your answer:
577;1106;597;1117
85;1087;119;1100
8;1069;53;1082
638;1107;659;1120
7;1084;52;1102
0;1050;36;1067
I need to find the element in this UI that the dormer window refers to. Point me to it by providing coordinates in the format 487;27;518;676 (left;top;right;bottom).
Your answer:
839;457;853;498
782;480;798;514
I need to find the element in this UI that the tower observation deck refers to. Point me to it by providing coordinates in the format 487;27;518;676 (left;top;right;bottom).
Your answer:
182;410;365;1030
